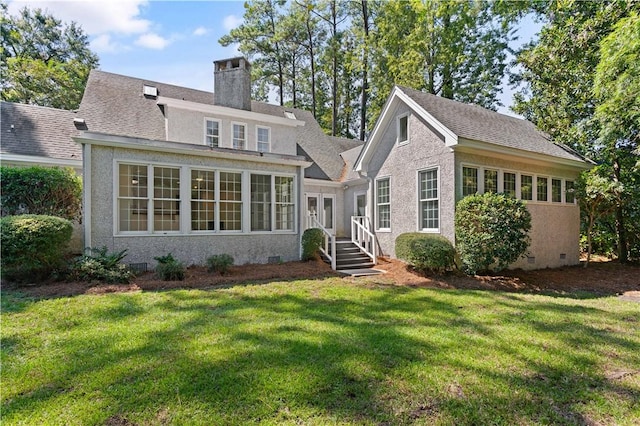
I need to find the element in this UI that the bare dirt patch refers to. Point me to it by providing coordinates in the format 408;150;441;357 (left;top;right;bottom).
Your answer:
4;257;639;299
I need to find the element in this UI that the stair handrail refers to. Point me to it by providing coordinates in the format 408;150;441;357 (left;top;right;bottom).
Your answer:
307;213;337;270
351;216;377;265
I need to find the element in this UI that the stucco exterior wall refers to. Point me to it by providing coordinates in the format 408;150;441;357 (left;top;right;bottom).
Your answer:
366;104;456;257
165;107;297;155
88;145;303;267
454;151;582;269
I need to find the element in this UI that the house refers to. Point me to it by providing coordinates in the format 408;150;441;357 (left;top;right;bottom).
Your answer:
5;56;590;271
74;57;365;268
0;101;82;173
355;85;591;269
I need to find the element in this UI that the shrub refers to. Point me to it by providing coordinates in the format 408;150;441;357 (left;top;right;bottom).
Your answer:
455;192;531;274
0;166;82;221
69;247;135;283
154;253;185;281
1;214;73;281
395;233;456;273
301;228;324;260
206;254;234;275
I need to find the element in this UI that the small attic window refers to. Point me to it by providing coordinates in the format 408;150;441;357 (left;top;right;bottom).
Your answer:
143;85;158;97
284;111;296;120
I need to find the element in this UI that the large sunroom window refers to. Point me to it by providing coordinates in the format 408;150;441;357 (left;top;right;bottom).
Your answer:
462;166;478;196
219;172;242;231
251;174;272;231
275;176;294;230
191;170;215;231
119;164;148;232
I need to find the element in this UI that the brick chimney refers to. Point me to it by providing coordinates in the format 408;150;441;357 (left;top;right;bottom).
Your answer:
213;57;251;111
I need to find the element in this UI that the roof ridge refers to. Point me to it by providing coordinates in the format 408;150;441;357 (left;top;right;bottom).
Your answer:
0;100;76;114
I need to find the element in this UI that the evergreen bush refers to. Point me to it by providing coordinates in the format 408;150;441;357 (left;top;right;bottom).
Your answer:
154;253;185;281
395;233;456;273
1;214;72;281
0;166;82;221
455;193;531;274
206;254;234;275
301;228;324;260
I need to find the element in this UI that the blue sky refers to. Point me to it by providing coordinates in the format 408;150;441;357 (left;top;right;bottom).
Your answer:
7;0;540;116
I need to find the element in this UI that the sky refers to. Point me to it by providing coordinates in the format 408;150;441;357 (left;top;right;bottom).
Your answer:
7;0;541;116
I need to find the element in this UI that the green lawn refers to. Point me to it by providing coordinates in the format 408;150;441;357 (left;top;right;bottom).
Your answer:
2;278;639;425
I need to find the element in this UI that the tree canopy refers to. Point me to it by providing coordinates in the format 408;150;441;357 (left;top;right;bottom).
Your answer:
0;2;99;110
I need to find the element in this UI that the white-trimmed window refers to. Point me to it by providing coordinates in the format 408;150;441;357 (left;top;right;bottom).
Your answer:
153;167;180;232
397;114;409;144
219;171;242;231
462;166;478;196
376;178;390;230
191;170;215;231
275;176;294;230
419;168;439;231
521;175;533;201
205;119;220;147
552;178;563;203
116;162;299;235
484;169;498;193
251;174;272;231
537;177;548;202
118;164;148;232
232;123;246;150
257;126;270;153
565;180;575;204
503;172;516;197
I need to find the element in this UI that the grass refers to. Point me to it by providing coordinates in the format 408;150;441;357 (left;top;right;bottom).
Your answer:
2;278;639;425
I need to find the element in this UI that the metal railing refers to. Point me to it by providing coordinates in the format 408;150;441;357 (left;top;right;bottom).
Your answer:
306;213;336;270
351;215;377;265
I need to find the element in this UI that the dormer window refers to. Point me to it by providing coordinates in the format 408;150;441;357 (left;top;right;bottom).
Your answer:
232;123;246;150
205;118;220;147
257;126;270;153
397;114;409;144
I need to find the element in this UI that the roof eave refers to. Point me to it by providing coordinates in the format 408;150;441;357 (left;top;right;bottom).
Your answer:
454;138;593;170
74;132;312;168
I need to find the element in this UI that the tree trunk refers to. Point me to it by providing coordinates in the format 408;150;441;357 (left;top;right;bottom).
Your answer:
359;0;369;141
612;157;628;263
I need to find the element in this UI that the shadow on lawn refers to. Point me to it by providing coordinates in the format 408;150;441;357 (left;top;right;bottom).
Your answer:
3;285;639;425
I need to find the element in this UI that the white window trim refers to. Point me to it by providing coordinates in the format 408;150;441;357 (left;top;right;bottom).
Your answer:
460;163;576;205
397;113;410;145
375;177;391;232
204;117;221;148
418;167;440;233
113;160;298;237
256;125;271;153
231;121;247;150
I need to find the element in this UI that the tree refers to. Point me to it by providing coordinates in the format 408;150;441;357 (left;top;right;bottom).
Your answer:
0;3;99;110
575;169;623;267
512;1;640;262
219;0;288;105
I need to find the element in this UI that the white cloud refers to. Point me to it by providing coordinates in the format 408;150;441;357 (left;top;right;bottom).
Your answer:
223;15;242;31
7;0;151;35
135;32;170;50
193;26;208;37
91;34;118;54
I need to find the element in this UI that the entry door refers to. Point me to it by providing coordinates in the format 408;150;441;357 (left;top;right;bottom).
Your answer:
354;192;366;216
306;193;335;232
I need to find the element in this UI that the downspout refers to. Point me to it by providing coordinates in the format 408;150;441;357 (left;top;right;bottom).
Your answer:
82;143;92;251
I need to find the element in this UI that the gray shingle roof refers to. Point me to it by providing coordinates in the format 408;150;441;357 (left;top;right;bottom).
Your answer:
78;69;359;181
0;101;81;162
397;86;587;163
